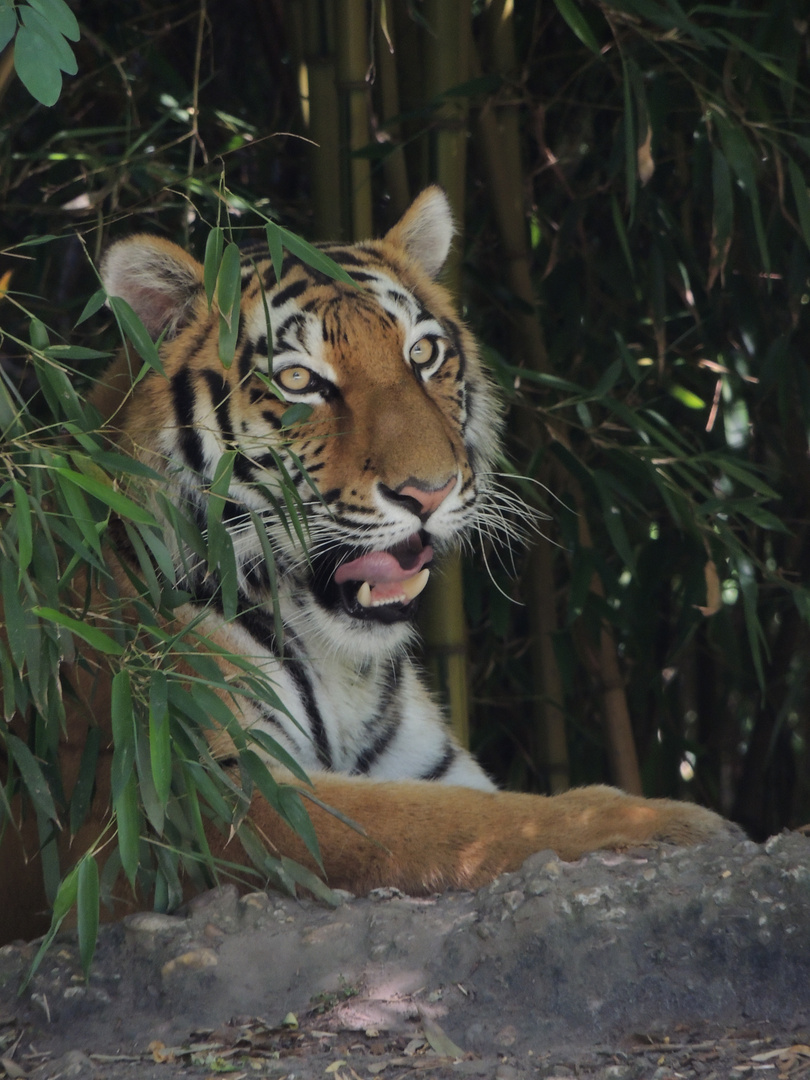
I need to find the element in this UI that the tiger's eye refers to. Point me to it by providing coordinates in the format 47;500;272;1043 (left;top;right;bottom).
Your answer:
409;337;437;366
277;366;313;391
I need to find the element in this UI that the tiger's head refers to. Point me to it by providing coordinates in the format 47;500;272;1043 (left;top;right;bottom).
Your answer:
97;188;502;659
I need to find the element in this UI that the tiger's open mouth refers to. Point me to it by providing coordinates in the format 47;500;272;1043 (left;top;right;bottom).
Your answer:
319;533;434;624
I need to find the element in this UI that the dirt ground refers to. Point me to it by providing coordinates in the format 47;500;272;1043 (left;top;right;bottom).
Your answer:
1;829;809;1080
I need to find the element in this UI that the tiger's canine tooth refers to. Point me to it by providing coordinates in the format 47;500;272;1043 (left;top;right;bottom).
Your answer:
400;567;430;601
357;581;373;607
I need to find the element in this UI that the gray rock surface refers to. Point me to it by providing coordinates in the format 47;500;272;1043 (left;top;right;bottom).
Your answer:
1;831;808;1078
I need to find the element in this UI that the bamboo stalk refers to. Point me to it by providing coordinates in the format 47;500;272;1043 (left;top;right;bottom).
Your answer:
577;516;643;794
289;0;342;238
417;0;473;748
474;2;642;794
474;2;569;791
374;9;410;220
336;0;372;239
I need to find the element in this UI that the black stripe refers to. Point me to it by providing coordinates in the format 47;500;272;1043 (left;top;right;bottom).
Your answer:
284;646;332;769
352;661;402;774
200;369;254;483
341;270;377;283
243;559;271;593
172;367;205;474
261;409;283;429
235;604;280;655
420;743;456;781
272;279;309;308
238;339;256;382
255;704;289;738
318;248;364;266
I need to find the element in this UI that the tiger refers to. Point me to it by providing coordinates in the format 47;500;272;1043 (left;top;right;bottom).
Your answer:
0;187;730;944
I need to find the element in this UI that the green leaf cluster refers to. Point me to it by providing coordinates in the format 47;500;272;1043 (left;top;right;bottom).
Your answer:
0;0;79;107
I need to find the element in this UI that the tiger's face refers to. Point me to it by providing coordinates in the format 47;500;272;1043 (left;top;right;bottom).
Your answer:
98;189;501;658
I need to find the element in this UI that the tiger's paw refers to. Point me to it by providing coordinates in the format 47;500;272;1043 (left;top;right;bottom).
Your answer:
643;797;744;848
550;786;743;860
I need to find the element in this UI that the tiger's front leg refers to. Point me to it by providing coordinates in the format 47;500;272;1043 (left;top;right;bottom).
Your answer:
213;776;734;897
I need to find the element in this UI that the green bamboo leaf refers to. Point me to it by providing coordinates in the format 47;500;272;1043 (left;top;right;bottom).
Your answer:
32;607;124;655
593;359;623;399
218;303;240;367
108;295;165;375
20;866;79;992
247;728;311;786
12;233;60;249
265;221;284;286
239;747;282;809
44;345;109;361
204;226;225;306
76;855;99;977
216;242;242;324
122;523;162;608
208;452;235;521
280;402;314;428
710;147;733;283
178;764;214;865
277;786;322;869
114;772;141;888
736;556;767;691
35;355;85;424
13;24;63;106
296;786;368;835
216;242;242;367
74;287;107;327
733;502;791;533
551;0;601;53
717;458;780;498
788;157;810;252
278;856;338;906
28;0;80;41
6;733;58;823
0;4;16;51
266;221;357;287
110;669;135;801
592;470;636;573
713;113;769;274
69;725;100;834
610;195;635;278
0;639;15;720
669;385;706;410
248;509;285;651
0;559;26;669
53;464;157;525
19;5;76;72
12;480;33;575
135;721;165;834
149;671;172;809
154;846;183;912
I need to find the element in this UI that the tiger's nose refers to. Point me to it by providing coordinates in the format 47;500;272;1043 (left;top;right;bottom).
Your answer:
381;476;456;520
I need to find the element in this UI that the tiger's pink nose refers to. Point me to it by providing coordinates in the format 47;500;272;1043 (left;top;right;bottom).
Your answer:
381;476;456;520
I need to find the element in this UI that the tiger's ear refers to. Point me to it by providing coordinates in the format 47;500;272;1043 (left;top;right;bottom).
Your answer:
384;186;455;279
101;235;205;340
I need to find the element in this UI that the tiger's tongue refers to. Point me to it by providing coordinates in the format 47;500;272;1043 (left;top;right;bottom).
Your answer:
334;543;433;586
334;540;433;606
